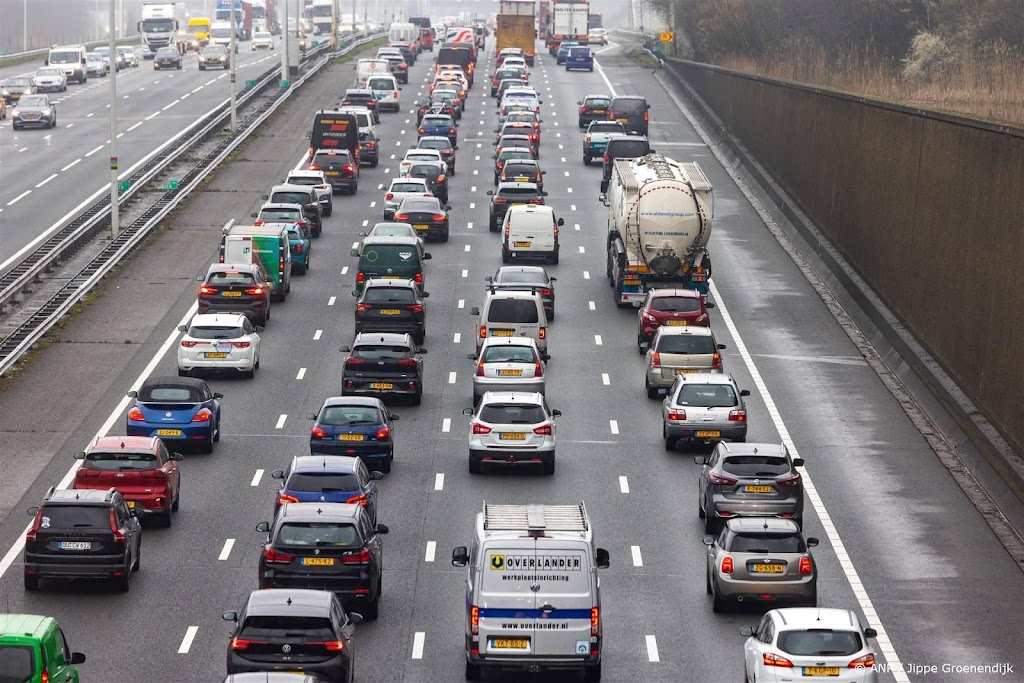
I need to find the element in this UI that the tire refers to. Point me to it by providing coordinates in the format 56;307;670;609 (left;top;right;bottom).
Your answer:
171;484;180;512
638;333;647;354
132;538;142;569
665;435;677;451
325;203;333;217
295;263;306;276
584;663;602;682
550;251;558;265
502;248;510;264
542;458;555;475
646;379;659;399
703;514;719;535
379;456;393;474
489;217;498;233
440;228;449;243
371;157;379;168
411;388;422;405
465;661;482;681
468;458;481;474
177;368;190;377
698;499;706;519
202;432;214;454
199;64;205;70
115;563;131;592
363;595;380;620
583;155;590;165
160;508;173;527
706;571;713;595
24;572;38;591
711;588;727;613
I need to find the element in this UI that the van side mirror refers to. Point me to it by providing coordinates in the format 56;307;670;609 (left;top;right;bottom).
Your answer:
339;346;351;353
423;253;432;260
470;307;480;315
261;194;269;200
486;190;494;196
452;546;469;566
462;408;473;416
638;341;649;352
541;191;549;196
806;537;819;548
557;218;564;226
467;353;478;360
255;521;270;532
792;458;805;468
595;547;610;568
739;390;750;397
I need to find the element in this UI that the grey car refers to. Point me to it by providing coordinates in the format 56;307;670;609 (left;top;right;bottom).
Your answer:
704;517;818;613
11;94;56;130
644;326;726;398
487;266;556;320
662;373;749;449
464;391;560;474
695;442;805;534
469;336;548;402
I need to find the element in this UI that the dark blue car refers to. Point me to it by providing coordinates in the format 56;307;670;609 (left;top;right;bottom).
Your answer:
271;454;383;523
565;46;594;72
307;396;398;472
126;376;222;453
556;41;580;64
286;223;311;275
417;114;458;146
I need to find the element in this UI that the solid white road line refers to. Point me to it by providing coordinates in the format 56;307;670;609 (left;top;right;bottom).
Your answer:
434;473;444;491
218;539;235;561
178;626;199;654
646;634;660;662
610;419;619;434
250;469;264;487
425;541;436;562
275;414;287;429
619;476;630;493
411;632;425;659
631;545;644;566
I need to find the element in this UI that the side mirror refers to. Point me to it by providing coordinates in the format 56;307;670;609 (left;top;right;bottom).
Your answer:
348;612;364;624
806;537;819;548
541;354;551;362
541;191;549;196
126;390;138;398
351;290;359;297
599;194;608;205
462;408;473;416
576;101;582;105
255;326;264;333
213;392;224;399
740;626;754;637
717;343;727;350
704;301;716;308
350;249;360;258
376;524;390;534
493;128;499;133
422;292;430;298
486;190;494;196
468;353;478;360
638;341;649;352
416;348;427;354
73;451;86;460
27;506;39;516
306;412;317;420
541;170;547;174
702;535;715;546
491;154;498;159
250;212;258;218
391;414;401;421
648;149;657;154
261;194;269;200
792;458;805;468
170;452;184;461
445;205;452;210
551;409;562;417
196;275;204;281
470;307;480;315
222;611;239;622
657;388;668;396
423;253;432;260
595;547;610;568
371;471;384;480
452;545;469;566
255;521;270;532
693;455;707;465
864;627;878;639
70;652;86;665
739;389;750;397
270;470;285;479
557;218;564;226
339;346;351;353
178;325;188;332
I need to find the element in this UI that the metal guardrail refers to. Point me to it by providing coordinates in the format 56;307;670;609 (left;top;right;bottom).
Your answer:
0;35;142;68
0;33;383;376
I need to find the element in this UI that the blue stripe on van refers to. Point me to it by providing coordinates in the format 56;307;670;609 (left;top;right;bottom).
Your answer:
478;608;592;619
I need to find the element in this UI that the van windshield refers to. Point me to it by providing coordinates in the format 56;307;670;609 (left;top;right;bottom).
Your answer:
49;50;81;64
487;299;540;324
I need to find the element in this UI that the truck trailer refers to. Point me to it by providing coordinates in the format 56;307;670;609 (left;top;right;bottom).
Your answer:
549;0;588;52
215;0;254;40
496;0;536;64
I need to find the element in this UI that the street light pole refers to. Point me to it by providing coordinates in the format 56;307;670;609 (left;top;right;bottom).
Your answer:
229;0;237;130
280;0;289;85
108;0;119;239
331;0;339;51
22;0;27;52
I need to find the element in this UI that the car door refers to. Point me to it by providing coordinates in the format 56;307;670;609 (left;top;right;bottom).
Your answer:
357;460;378;524
531;542;593;657
699;445;720;507
477;539;537;658
243;317;260;363
745;614;771;677
117;498;140;559
158;440;180;495
361;510;383;592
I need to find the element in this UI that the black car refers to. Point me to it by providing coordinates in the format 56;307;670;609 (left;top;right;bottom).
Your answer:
493;147;536;185
486;182;546;231
392;41;416;65
310;149;359;194
340;332;427;404
498;159;545;192
197;263;272;326
415;135;457;173
608;95;651;135
496;133;539;159
600;134;653;193
340;88;379;123
381;54;409;83
488;265;557;320
24;487;142;592
1;76;37;104
353;278;427;342
394;196;451;243
224;587;361;681
264;185;324;236
358;130;380;167
578;93;612;128
406;161;449;203
153;46;182;70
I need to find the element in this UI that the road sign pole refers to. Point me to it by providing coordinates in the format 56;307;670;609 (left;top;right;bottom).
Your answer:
230;0;237;130
109;0;119;239
280;0;289;86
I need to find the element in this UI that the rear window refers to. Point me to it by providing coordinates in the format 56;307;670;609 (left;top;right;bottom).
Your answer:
487;299;540;324
360;244;421;268
482;345;536;363
276;522;360;547
479;403;546;424
568;47;590;56
776;630;862;657
607;140;650;158
285;472;360;493
208;271;256;286
320;405;382;425
351;345;411;360
139;385;201;402
418;139;451;150
676;384;737;408
370;225;414;238
259;208;301;222
241;616;333;636
612;97;647;113
498;187;539;198
0;645;34;681
729;533;804;554
368;77;394;90
650;296;700;313
400;198;439;212
655;334;716;354
313;151;352;165
720;456;791;477
391;182;426;193
363;287;415;304
188;325;244;339
271;192;312;205
287;176;320;186
85;451;159;471
39;505;110;528
496;271;544;285
422;116;452;125
409;165;441;179
589;122;624;134
500;151;533;161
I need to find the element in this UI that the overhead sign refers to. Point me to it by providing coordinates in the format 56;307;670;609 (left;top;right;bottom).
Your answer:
660;32;674;42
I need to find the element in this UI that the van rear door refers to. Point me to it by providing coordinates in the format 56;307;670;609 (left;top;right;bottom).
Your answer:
531;543;594;658
509;214;554;252
478;541;536;658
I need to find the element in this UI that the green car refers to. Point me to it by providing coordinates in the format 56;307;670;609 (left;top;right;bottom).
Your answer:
0;614;85;683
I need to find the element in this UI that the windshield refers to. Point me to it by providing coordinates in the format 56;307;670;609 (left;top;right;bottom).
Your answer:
87;54;103;62
143;18;175;32
675;383;738;408
188;325;244;340
7;77;31;87
276;522;359;546
85;451;159;471
285;472;360;492
730;533;804;553
409;165;441;180
254;32;271;40
351;344;411;360
320;405;382;425
655;334;716;354
48;50;80;64
188;24;207;35
422;117;452;126
210;27;232;38
487;299;540;324
777;630;862;657
17;96;48;107
202;46;226;55
479;403;546;424
720;456;791;477
0;645;34;682
482;345;536;363
607;139;650;158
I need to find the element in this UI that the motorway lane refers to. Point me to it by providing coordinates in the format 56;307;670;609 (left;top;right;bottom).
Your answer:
0;37;1018;683
0;41;286;265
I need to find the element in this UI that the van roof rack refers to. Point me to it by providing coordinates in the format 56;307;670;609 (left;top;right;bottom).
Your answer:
484;503;588;536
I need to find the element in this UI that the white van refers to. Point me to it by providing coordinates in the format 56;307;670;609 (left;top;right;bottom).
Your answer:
452;503;609;682
366;74;401;112
337;105;376;135
501;204;563;265
388;22;418;46
471;290;548;354
355;58;392;86
46;45;88;84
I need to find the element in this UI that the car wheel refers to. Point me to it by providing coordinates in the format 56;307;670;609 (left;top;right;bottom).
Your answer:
295;263;306;276
115;562;131;592
213;418;221;442
703;513;719;535
161;508;173;527
199;64;205;70
363;594;380;620
584;662;602;682
542;458;555;475
468;458;481;474
324;203;333;217
583;155;589;165
465;661;482;681
177;367;190;377
23;572;39;591
706;570;713;595
711;586;727;613
665;435;676;451
133;538;142;568
698;498;706;519
646;378;659;399
380;456;393;473
489;217;498;233
171;484;180;512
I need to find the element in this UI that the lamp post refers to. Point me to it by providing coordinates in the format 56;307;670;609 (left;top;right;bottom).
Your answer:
280;0;289;85
108;0;119;239
23;0;28;52
230;0;237;130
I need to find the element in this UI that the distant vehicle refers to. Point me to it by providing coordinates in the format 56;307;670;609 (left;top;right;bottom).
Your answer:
125;376;223;452
11;94;57;130
153;46;183;69
198;44;230;69
45;45;88;83
32;67;67;93
0;614;86;681
251;30;273;49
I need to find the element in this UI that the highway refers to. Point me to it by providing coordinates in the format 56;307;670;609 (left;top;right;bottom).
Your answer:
0;41;284;267
0;35;1021;683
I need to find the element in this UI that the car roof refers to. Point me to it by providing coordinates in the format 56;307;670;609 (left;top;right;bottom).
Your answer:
726;517;800;533
290;454;362;473
0;614;57;641
244;587;335;617
655;325;714;337
210;262;260;273
364;277;418;288
720;442;789;457
269;184;315;195
286;170;325;179
260;202;304;212
675;373;739;386
141;374;209;391
87;435;161;453
507;204;554;216
496;181;540;191
479;391;545;405
404;150;441;157
390;177;429;186
613;95;648;102
607;133;650;143
484;289;543;302
496;265;547;276
277;502;361;524
770;608;862;631
480;335;540;349
45;488;115;505
353;331;414;345
321;396;385;409
649;288;701;298
224;673;322;682
345;88;373;95
360;235;422;246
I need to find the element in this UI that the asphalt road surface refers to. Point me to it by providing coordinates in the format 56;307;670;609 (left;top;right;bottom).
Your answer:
0;37;1020;683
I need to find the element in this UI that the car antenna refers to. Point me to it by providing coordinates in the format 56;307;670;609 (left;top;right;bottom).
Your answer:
287;597;292;606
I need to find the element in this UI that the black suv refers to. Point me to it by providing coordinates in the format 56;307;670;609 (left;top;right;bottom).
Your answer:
353;278;427;343
600;134;653;193
310;149;359;195
340;88;380;123
198;263;272;327
499;159;546;192
256;503;389;619
340;332;427;404
264;185;324;236
224;587;361;681
24;487;142;592
406;162;449;203
578;94;612;128
381;54;409;83
486;182;547;231
608;95;650;135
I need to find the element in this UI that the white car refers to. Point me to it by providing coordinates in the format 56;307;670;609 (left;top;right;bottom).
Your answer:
588;28;609;45
383;177;433;219
501;56;527;71
33;67;67;93
251;31;274;49
120;46;140;67
177;313;262;378
399;149;447;177
469;336;548;402
464;391;560;474
366;74;401;112
500;87;542;113
285;169;333;216
741;608;880;683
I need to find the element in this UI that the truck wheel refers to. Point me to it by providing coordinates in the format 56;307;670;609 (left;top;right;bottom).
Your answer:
465;661;482;681
583;155;590;165
584;663;602;682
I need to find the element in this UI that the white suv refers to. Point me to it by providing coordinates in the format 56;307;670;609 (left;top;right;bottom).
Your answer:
177;313;262;378
464;391;560;474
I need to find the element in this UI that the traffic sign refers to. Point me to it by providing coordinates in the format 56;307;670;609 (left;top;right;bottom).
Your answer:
162;180;179;191
246;79;256;88
660;32;674;42
117;180;130;191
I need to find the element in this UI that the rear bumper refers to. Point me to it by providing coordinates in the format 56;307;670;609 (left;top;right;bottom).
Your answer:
665;422;747;442
472;378;545;397
126;423;212;441
309;442;392;462
25;558;127;579
227;655;349;682
647;368;723;387
326;176;358;191
714;573;816;601
468;649;599;673
260;571;377;603
470;448;554;466
198;298;265;318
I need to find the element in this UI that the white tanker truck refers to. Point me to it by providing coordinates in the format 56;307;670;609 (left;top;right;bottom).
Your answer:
601;154;714;306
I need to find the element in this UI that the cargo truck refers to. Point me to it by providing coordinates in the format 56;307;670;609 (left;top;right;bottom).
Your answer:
251;0;278;34
138;2;181;57
215;0;253;40
496;0;537;65
311;0;333;35
549;0;588;53
186;17;212;49
219;225;292;302
602;154;714;306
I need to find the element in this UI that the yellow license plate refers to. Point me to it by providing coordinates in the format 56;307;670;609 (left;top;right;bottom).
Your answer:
623;279;641;285
370;382;394;390
803;668;840;677
205;352;228;358
380;309;401;315
382;275;400;279
696;430;721;438
500;432;526;440
745;485;773;493
222;291;242;297
127;501;136;509
157;429;182;437
491;329;514;336
498;369;523;376
751;563;785;573
302;557;336;566
617;117;628;122
665;320;688;326
675;368;699;374
414;224;429;230
491;638;529;649
513;176;529;182
513;241;531;248
325;170;340;176
592;109;605;113
337;434;365;441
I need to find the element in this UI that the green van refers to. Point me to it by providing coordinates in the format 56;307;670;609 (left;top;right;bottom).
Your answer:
353;235;431;294
0;614;85;683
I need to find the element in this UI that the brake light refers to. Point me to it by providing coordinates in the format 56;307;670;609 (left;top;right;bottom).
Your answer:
709;471;737;486
493;198;507;204
346;494;369;507
253;220;265;226
418;128;426;135
667;410;686;421
528;198;542;204
393;91;399;98
356;272;366;284
799;556;813;575
198;285;216;295
534;359;543;377
533;423;552;435
644;111;649;122
385;192;394;200
394;213;409;221
312;426;326;438
431;214;446;221
345;357;365;366
110;508;125;544
472;422;491;434
26;508;43;543
437;174;446;182
314;640;346;652
230;341;250;348
40;670;49;683
849;654;875;669
263;546;294;564
365;141;375;148
580;106;588;112
414;272;423;284
728;409;746;422
538;327;546;339
496;161;504;169
650;352;661;367
181;340;198;348
712;352;722;369
471;605;479;635
277;493;299;506
356;303;371;313
449;128;456;135
231;638;267;650
776;473;802;487
244;287;264;296
720;556;733;574
407;304;424;313
308;164;321;170
591;607;599;636
340;548;371;565
128;407;144;421
343;165;355;172
192;409;212;423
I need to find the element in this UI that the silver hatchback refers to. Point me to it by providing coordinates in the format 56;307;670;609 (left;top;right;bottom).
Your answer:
644;326;726;398
662;373;749;449
469;336;548;402
464;391;560;474
704;517;818;612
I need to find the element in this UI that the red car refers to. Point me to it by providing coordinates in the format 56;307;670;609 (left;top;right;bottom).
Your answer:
73;436;183;526
636;288;714;350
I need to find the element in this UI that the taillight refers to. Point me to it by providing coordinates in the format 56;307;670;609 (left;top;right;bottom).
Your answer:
109;507;125;544
476;360;485;377
720;556;733;574
496;161;504;169
712;352;722;369
667;410;686;421
603;154;609;164
585;135;592;143
644;111;649;122
418;127;426;135
345;357;365;367
230;341;250;348
608;112;614;120
407;304;424;313
343;165;355;172
533;423;552;435
849;654;875;669
471;605;479;635
437;175;446;182
385;192;394;200
431;214;446;221
356;303;371;313
277;493;299;506
312;426;326;438
538;327;546;339
244;287;264;296
449;128;456;135
472;422;491;434
394;213;409;221
799;556;813;575
534;360;543;377
708;472;737;486
231;638;267;650
397;358;418;367
365;141;375;148
346;494;369;507
528;198;542;204
393;91;399;98
26;508;43;543
198;285;216;295
340;548;372;565
313;640;346;652
763;652;793;667
414;272;423;284
728;409;746;422
776;473;802;487
493;198;507;204
180;340;198;348
41;669;49;683
650;352;661;367
308;164;321;170
591;607;599;636
192;409;212;423
376;426;391;439
263;546;294;564
128;407;144;421
580;106;588;112
356;272;366;284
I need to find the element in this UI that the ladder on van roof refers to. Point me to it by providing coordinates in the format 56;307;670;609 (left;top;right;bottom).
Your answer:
483;503;589;535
